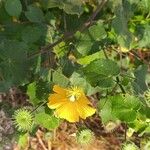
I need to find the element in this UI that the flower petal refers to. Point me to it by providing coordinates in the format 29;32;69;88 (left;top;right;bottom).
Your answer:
48;94;68;109
53;85;67;97
77;94;92;105
55;102;79;122
76;103;96;119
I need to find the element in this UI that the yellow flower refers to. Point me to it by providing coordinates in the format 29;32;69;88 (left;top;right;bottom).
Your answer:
47;85;96;122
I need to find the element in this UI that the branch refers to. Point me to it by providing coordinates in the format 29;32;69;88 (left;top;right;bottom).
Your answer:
28;0;108;58
36;130;48;150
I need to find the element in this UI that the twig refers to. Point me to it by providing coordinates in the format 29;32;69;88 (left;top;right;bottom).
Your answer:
28;0;108;59
120;73;136;80
31;101;47;113
63;11;67;32
53;128;57;141
36;131;48;150
111;47;149;65
129;51;149;65
47;140;52;150
124;123;127;141
116;76;126;94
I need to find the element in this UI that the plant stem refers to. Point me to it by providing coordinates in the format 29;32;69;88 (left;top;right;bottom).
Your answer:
31;101;47;113
124;123;127;141
116;76;126;94
103;49;127;141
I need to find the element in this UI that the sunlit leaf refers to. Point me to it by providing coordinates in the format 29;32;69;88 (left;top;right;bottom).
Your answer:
84;59;120;77
35;112;60;130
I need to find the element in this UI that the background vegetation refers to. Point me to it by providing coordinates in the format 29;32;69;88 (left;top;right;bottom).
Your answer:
0;0;150;149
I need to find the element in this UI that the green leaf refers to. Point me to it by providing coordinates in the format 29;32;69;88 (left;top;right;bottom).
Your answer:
83;58;119;88
34;112;60;130
5;0;22;17
84;59;120;77
139;24;150;48
0;81;11;92
36;80;51;99
22;26;42;43
113;108;137;122
142;126;150;134
70;72;99;96
27;81;50;105
40;0;83;15
61;58;77;77
111;95;141;122
45;11;56;27
53;42;67;58
0;40;29;91
98;94;142;123
62;0;83;15
75;22;106;55
0;3;11;23
88;21;107;41
132;65;148;94
77;51;105;65
53;70;69;87
25;5;44;23
0;23;25;40
27;82;40;105
128;119;148;134
75;31;94;56
112;0;133;50
34;24;54;45
40;0;61;9
98;98;117;124
85;72;115;88
97;76;115;88
139;0;150;13
18;133;29;149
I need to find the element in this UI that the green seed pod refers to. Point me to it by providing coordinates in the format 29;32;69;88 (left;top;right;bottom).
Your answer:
76;129;94;145
13;108;33;132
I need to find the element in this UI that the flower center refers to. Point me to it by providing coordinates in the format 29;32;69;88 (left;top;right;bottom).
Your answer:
67;86;82;102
